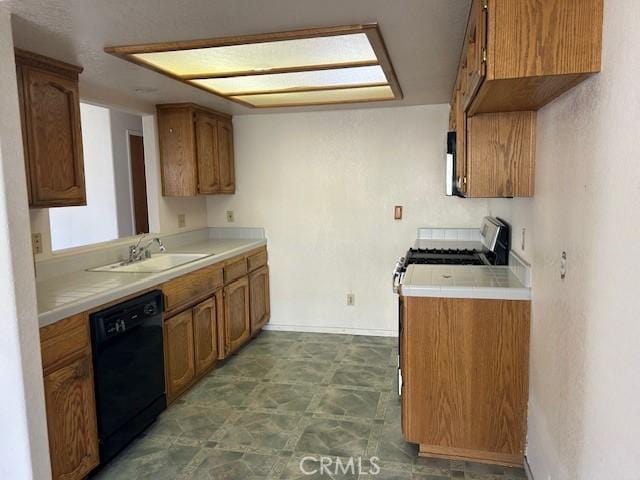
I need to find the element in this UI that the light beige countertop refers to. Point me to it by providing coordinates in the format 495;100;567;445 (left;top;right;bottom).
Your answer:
400;264;531;300
37;238;266;328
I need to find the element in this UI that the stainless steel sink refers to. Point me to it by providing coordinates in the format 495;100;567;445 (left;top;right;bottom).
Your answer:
88;253;212;273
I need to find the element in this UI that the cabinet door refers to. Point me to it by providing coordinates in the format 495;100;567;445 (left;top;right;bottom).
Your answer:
195;112;221;194
462;0;487;110
193;296;218;376
223;276;250;356
467;111;535;197
44;353;99;480
22;67;86;207
454;87;468;195
217;119;235;194
249;266;270;334
164;309;195;401
157;106;198;196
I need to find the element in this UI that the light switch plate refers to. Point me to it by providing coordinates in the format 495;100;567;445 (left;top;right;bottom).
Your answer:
178;214;186;228
226;211;235;223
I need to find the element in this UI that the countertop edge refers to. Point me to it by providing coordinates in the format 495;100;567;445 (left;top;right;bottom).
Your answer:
38;239;267;328
399;285;531;301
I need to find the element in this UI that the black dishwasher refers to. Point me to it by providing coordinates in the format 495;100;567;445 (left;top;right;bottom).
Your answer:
90;290;166;464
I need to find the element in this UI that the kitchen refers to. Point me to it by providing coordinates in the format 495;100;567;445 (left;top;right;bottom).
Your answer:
0;1;637;480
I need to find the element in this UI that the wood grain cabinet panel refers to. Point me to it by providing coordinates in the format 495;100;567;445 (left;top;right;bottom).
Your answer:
164;309;196;402
162;264;223;314
247;248;268;272
467;111;535;198
44;353;99;480
249;266;270;335
195;111;221;194
193;296;219;376
16;49;86;208
462;0;487;111
157;105;198;196
40;313;98;480
469;0;603;114
222;276;251;358
223;257;248;284
157;103;235;196
401;296;530;467
217;119;235;194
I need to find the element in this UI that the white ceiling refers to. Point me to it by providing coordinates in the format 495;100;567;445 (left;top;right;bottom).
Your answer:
5;0;470;115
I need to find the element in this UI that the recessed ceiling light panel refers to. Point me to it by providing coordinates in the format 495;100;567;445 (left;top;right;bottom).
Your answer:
105;25;402;108
233;85;395;108
189;65;388;95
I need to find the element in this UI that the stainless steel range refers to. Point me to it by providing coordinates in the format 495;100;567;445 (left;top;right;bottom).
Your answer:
392;217;510;293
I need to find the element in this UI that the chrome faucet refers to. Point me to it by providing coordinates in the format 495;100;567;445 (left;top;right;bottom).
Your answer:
127;235;166;263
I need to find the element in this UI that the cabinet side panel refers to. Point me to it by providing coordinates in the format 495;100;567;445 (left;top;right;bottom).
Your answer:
465;299;530;458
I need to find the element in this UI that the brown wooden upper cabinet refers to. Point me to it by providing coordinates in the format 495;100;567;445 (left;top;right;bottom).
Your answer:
15;49;86;208
465;0;603;114
157;103;235;197
451;0;602;197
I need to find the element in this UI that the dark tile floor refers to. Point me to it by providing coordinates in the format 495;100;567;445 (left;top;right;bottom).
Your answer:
93;331;527;479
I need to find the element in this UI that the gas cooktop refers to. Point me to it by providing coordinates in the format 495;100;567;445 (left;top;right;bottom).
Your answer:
405;248;487;266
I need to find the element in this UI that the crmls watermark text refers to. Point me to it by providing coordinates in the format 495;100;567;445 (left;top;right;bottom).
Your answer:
299;456;381;476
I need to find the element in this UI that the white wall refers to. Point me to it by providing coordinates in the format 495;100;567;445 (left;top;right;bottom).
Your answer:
489;1;640;478
49;103;119;250
207;105;491;335
109;109;142;237
0;7;51;479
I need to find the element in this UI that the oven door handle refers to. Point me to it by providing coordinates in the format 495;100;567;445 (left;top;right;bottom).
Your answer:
392;270;403;293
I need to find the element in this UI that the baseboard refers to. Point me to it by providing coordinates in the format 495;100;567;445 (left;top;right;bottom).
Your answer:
418;444;523;468
263;324;397;337
524;456;534;480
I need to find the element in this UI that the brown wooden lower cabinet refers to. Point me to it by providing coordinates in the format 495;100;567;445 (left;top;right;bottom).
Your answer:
164;309;196;402
221;276;251;358
44;353;99;480
249;266;270;334
401;296;530;467
164;293;223;402
40;314;99;480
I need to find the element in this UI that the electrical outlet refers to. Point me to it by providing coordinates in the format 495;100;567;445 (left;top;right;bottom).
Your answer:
32;233;43;254
226;210;235;223
346;293;355;306
177;214;186;228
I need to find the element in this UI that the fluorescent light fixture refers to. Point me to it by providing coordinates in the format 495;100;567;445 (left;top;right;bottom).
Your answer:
233;85;395;107
105;24;402;108
189;66;388;95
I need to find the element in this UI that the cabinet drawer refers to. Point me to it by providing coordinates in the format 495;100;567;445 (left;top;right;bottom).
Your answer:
247;248;267;272
224;257;248;284
163;265;223;312
40;313;90;372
